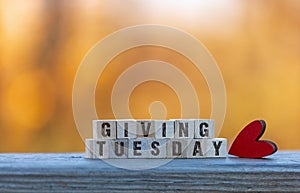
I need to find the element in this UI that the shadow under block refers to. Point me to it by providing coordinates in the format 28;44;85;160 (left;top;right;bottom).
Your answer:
93;120;117;139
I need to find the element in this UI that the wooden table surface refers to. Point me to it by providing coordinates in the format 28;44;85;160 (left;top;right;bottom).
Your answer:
0;151;299;192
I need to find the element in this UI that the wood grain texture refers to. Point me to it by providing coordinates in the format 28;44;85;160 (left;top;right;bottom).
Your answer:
0;151;299;192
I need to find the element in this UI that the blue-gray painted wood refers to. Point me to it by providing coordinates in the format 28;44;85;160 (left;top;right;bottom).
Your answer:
0;151;299;192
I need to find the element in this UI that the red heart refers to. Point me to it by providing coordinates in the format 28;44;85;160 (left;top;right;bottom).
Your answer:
229;120;277;158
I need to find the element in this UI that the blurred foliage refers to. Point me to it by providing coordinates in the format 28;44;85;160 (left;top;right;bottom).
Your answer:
0;0;299;152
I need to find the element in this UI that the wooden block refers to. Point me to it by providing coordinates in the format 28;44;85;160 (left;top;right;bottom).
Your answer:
85;139;95;159
116;120;137;139
174;120;195;138
93;120;117;139
185;139;207;158
85;139;109;159
147;138;168;158
136;120;155;138
204;138;227;158
194;120;214;138
128;139;149;158
154;120;174;138
109;139;128;158
185;138;227;158
95;140;109;159
166;139;191;158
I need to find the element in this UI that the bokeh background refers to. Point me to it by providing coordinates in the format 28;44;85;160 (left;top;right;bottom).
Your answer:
1;0;299;152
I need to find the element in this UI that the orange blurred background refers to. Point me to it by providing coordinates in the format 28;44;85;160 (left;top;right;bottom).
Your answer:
1;0;299;152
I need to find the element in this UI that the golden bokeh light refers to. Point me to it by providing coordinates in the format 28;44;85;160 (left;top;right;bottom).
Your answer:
0;0;299;152
95;46;211;120
2;70;55;131
129;81;181;120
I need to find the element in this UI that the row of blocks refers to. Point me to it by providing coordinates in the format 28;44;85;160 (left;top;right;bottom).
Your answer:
85;138;227;159
93;119;215;139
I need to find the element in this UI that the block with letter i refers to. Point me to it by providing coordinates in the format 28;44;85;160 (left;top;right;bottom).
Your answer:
116;120;137;139
154;120;174;138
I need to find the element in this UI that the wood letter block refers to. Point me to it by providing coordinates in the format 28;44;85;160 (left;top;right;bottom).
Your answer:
128;139;148;158
194;120;214;138
109;139;128;158
85;139;95;159
116;120;137;139
174;120;195;138
85;139;109;159
136;120;155;138
185;139;207;158
204;138;227;158
166;139;191;158
93;120;117;139
147;138;168;158
154;120;174;138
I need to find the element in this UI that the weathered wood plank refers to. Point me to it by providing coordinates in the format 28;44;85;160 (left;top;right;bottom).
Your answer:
0;151;299;192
